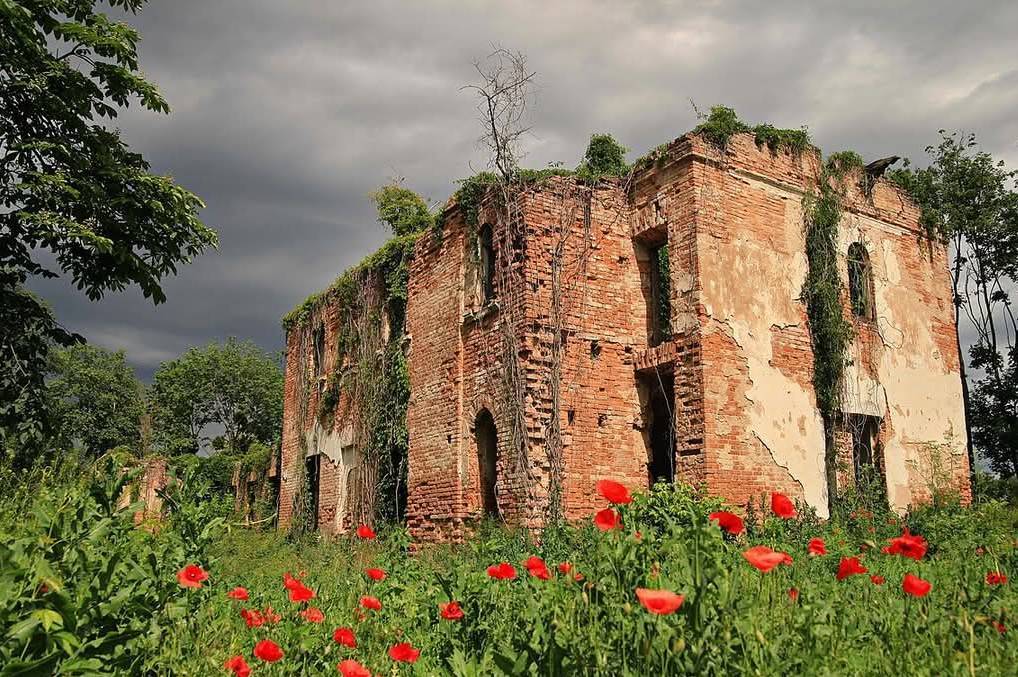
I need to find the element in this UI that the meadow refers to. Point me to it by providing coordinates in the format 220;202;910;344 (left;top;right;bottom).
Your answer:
2;460;1016;676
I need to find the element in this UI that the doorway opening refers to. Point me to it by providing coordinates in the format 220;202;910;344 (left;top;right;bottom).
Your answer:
475;409;499;516
305;453;320;531
639;370;676;484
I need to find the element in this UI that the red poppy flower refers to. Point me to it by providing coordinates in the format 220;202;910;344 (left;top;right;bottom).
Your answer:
359;595;382;611
440;600;464;620
771;492;796;519
557;562;573;575
356;524;376;540
487;562;517;580
635;588;684;615
902;573;931;597
836;556;868;581
365;568;386;582
240;608;264;628
870;575;885;585
742;546;793;573
388;642;420;663
596;479;633;505
992;620;1006;635
788;587;799;602
807;538;827;556
225;655;251;677
333;626;357;648
574;573;585;582
227;586;249;601
263;606;280;624
301;607;325;623
525;556;550;580
883;529;928;561
287;581;315;603
338;659;371;677
283;572;300;589
253;639;284;662
986;571;1008;586
177;564;209;589
709;511;745;536
594;508;621;531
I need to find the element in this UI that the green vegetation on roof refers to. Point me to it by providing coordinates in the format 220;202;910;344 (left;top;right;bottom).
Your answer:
693;105;811;155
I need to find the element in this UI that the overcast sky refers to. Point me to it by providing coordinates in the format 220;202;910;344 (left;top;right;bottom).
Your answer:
29;0;1018;380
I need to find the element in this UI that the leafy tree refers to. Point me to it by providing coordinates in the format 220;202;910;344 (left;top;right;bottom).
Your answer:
0;1;217;460
577;133;629;179
150;339;283;456
47;343;144;458
892;132;1018;476
370;182;433;236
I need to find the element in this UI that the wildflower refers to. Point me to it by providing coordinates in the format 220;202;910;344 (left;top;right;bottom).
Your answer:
596;479;633;504
487;562;517;580
227;587;249;601
743;546;793;573
301;607;325;623
788;588;799;602
574;573;585;582
976;546;986;556
177;564;209;589
440;601;464;620
262;606;281;624
807;538;827;556
253;639;284;662
240;608;264;628
338;659;371;677
525;556;550;580
771;492;796;519
594;508;621;531
388;642;420;663
359;595;382;611
365;568;386;582
225;655;251;677
557;562;573;575
836;557;868;581
356;524;376;540
986;571;1008;586
902;573;931;597
883;529;928;561
992;620;1006;635
333;627;357;648
709;511;745;536
282;572;300;589
870;575;885;585
287;580;315;603
635;588;684;615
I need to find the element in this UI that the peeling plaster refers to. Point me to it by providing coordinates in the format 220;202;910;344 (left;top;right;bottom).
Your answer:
700;172;828;515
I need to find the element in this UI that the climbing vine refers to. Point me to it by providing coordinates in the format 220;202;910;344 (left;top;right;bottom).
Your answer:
282;214;420;528
802;151;864;510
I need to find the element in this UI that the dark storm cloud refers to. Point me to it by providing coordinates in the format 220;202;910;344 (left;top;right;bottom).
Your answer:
29;0;1018;379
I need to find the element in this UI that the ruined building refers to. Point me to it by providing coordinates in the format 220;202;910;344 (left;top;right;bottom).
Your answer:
278;124;971;542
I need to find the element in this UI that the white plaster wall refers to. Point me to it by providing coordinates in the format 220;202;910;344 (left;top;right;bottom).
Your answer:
700;173;829;516
841;214;968;511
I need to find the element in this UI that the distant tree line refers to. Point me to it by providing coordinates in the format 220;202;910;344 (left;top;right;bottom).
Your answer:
39;338;283;468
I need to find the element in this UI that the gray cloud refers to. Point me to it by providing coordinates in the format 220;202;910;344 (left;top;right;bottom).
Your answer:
28;0;1018;380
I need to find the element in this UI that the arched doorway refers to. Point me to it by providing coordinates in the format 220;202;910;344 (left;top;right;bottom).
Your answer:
475;409;498;516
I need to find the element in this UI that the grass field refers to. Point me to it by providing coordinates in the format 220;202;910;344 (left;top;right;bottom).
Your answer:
2;465;1017;675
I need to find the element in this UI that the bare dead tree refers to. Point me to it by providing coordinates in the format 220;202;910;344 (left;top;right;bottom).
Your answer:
463;46;539;523
462;47;536;183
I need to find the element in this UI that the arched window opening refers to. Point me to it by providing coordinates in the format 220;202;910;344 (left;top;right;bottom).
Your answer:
479;223;496;303
475;409;498;516
847;243;875;320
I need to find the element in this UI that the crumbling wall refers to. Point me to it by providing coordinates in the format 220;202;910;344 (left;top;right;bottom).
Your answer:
837;179;970;509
